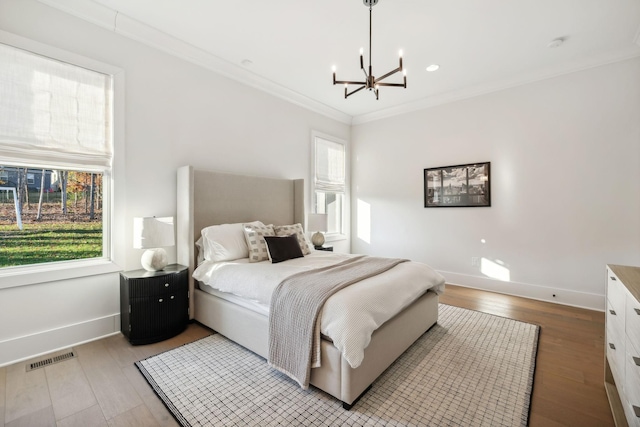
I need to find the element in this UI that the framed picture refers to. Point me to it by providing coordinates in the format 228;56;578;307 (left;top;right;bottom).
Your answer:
424;162;491;207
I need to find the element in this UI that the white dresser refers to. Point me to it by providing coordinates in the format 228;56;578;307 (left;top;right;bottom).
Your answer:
606;264;640;427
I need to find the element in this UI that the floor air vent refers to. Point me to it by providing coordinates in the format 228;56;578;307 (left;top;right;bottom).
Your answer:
26;350;76;372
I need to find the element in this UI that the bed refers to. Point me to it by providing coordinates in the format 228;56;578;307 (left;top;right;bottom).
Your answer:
176;165;444;409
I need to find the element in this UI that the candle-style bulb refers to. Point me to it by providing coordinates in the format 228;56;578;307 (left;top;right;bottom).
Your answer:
360;47;364;56
399;49;403;57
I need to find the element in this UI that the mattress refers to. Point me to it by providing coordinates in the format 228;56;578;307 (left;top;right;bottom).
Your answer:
193;251;445;368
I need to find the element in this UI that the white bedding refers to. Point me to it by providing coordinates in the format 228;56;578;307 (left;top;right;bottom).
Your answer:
193;251;445;368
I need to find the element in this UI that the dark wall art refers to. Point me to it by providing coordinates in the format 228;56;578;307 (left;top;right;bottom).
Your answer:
424;162;491;208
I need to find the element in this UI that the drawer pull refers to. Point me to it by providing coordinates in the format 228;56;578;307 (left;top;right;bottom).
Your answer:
634;405;640;418
609;309;616;316
609;343;616;350
610;276;617;281
159;298;163;303
634;356;640;366
635;308;640;316
164;283;169;287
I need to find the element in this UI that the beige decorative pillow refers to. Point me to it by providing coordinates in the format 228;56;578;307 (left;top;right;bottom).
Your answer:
243;223;275;262
274;223;312;255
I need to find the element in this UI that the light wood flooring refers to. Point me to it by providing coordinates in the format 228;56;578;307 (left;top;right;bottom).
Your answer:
440;285;613;427
0;284;613;426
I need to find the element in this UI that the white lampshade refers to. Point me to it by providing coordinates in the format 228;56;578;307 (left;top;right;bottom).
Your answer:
308;213;328;248
133;216;175;249
307;213;328;233
133;217;175;271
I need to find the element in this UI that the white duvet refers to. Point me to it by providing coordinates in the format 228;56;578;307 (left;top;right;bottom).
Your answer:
193;251;445;368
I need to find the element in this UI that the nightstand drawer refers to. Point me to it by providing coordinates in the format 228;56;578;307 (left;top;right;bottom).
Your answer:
127;271;186;298
129;293;188;342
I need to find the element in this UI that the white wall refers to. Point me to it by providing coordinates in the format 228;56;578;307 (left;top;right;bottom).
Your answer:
0;0;350;366
351;58;640;310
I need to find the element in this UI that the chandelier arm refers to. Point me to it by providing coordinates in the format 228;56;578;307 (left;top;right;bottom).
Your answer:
374;67;403;83
346;85;367;98
334;79;367;86
376;82;406;87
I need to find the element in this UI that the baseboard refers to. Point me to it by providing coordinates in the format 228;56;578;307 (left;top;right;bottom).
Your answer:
0;313;121;367
439;270;604;311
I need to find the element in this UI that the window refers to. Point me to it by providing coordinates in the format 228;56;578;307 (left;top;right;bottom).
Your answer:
0;41;113;271
312;133;347;238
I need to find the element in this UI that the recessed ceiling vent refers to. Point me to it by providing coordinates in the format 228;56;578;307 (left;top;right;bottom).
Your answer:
26;350;76;372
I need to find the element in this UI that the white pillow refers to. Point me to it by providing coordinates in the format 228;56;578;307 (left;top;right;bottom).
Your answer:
243;223;275;262
200;221;263;262
274;223;312;255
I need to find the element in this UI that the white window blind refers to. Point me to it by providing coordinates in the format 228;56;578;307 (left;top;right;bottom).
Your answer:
314;137;345;193
0;43;112;170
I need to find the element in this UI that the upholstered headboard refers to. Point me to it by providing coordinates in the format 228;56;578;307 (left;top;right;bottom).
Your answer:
176;165;305;317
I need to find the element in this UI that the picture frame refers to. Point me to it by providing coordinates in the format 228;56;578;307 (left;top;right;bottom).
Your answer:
424;162;491;208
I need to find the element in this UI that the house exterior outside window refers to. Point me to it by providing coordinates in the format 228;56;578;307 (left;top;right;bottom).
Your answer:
0;39;117;280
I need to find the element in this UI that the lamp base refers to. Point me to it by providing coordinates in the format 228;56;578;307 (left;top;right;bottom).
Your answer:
311;231;325;248
141;248;168;271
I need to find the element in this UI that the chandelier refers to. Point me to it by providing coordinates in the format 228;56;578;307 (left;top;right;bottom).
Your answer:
332;0;406;100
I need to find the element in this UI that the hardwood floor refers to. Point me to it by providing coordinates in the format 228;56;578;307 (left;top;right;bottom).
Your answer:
440;284;613;427
0;284;613;426
0;325;212;427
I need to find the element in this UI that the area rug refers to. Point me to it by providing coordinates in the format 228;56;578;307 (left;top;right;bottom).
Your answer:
136;304;539;426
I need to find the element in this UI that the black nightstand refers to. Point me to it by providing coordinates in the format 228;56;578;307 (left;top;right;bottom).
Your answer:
120;264;189;345
314;245;333;252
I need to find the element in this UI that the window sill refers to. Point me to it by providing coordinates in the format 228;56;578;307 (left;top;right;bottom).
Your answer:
0;259;122;290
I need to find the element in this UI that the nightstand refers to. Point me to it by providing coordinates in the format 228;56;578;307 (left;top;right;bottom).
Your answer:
120;264;189;345
314;245;333;252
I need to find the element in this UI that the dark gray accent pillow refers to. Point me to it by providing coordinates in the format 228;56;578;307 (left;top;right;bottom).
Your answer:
264;234;304;263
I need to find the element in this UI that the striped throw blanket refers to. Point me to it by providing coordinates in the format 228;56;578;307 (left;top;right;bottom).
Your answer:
268;255;408;389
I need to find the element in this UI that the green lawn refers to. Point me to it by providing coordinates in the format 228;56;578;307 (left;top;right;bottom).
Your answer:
0;222;102;267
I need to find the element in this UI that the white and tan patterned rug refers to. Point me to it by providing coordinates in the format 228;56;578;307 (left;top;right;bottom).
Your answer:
136;304;539;426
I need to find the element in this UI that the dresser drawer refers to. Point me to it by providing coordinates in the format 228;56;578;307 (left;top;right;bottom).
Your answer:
625;339;640;427
607;330;627;393
608;270;627;316
608;301;626;339
627;292;640;355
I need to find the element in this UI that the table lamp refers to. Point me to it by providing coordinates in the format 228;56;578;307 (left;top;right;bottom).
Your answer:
133;216;175;271
307;213;328;248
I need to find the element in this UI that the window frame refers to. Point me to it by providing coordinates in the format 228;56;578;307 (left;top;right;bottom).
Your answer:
311;131;348;243
0;30;124;289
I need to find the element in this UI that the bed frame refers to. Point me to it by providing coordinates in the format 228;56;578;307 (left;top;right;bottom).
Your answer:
176;165;438;409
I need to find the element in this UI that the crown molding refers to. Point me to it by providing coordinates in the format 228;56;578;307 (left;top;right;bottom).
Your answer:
36;0;640;128
36;0;353;125
352;46;640;125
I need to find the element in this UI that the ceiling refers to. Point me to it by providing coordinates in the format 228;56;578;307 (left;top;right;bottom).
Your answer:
42;0;640;123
